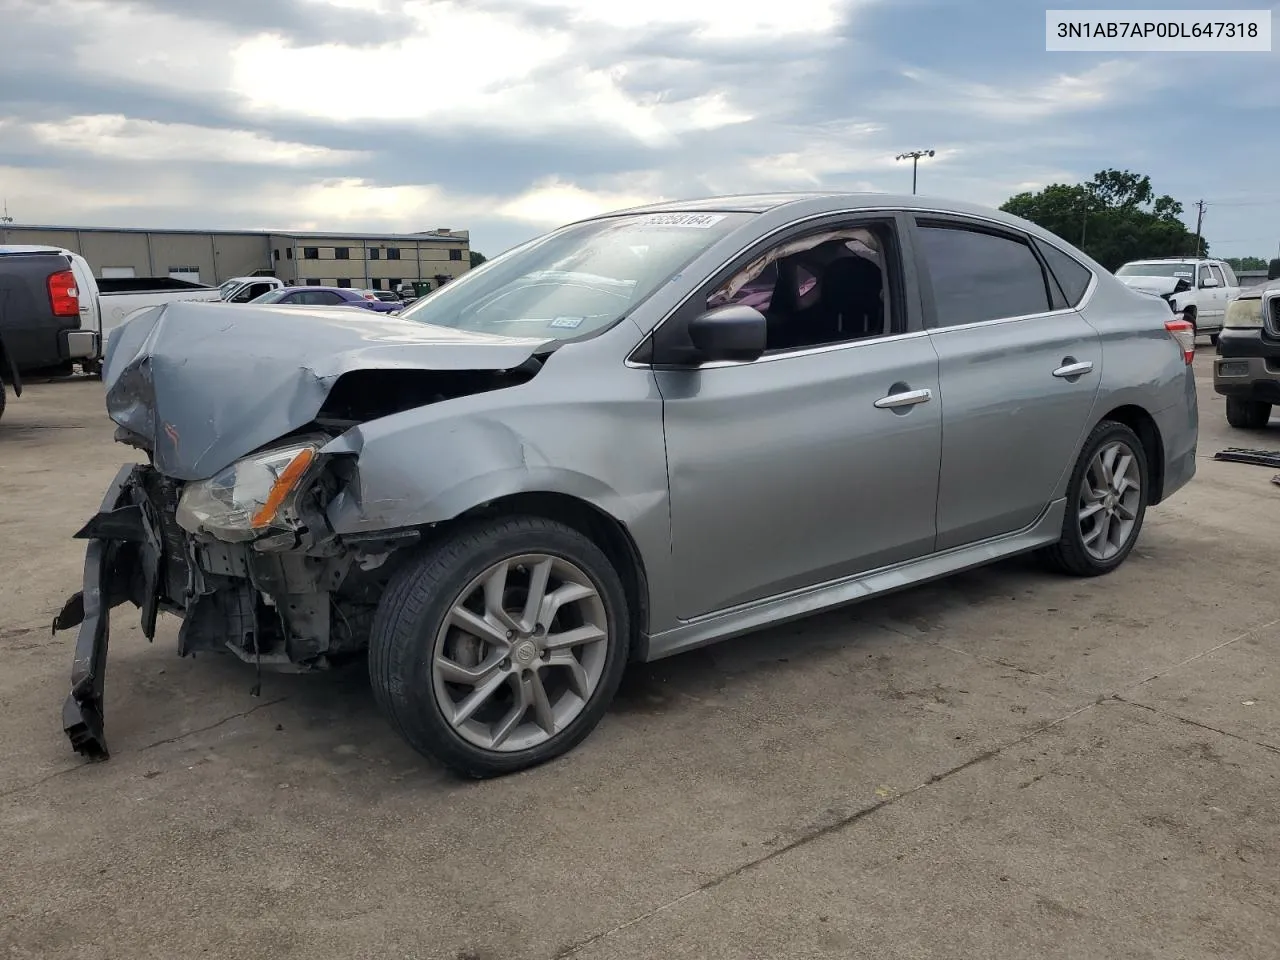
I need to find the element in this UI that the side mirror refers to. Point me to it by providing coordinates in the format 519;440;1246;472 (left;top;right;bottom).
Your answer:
687;304;767;363
1200;276;1220;288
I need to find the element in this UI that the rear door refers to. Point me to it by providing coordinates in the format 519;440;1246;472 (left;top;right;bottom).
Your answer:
912;217;1102;550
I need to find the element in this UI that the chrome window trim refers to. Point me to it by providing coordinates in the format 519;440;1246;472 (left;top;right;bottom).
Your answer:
625;205;1098;369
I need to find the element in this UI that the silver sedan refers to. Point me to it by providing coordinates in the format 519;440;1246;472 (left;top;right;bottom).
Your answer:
55;193;1199;777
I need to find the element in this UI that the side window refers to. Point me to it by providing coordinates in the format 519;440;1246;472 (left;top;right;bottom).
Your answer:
1198;265;1214;287
917;223;1051;327
317;291;345;305
1219;262;1238;287
704;222;897;353
1033;238;1094;308
1209;265;1227;286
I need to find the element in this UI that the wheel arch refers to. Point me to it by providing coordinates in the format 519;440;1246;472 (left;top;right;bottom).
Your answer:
1095;404;1166;505
445;492;651;662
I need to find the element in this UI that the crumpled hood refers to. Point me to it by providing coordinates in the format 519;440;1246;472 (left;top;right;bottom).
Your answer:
102;301;553;481
1117;275;1185;296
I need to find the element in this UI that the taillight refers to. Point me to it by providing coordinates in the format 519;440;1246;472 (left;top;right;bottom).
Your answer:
1165;318;1195;365
47;269;80;317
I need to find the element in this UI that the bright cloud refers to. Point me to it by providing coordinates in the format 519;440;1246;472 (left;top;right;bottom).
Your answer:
18;115;366;166
0;0;1273;258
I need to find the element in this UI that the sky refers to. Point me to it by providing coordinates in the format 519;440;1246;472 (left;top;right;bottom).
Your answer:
0;0;1276;261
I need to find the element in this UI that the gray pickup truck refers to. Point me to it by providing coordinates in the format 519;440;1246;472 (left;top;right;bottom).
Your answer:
1212;279;1280;428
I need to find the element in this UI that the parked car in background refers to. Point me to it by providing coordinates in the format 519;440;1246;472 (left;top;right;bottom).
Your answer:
1114;257;1241;343
54;193;1198;778
218;276;286;304
368;290;402;303
247;286;400;313
1212;281;1279;428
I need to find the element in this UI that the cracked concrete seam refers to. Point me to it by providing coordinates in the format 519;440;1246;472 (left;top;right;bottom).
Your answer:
551;614;1280;960
552;697;1101;960
0;697;289;801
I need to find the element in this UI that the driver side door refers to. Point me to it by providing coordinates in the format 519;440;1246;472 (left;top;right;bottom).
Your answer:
651;213;943;620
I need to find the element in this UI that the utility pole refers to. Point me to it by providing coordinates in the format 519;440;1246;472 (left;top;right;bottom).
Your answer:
0;199;12;224
895;150;935;195
1192;199;1205;257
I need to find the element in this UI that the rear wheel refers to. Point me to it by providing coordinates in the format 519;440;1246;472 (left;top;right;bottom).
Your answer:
368;515;630;778
1040;420;1148;577
0;372;6;422
1225;397;1272;429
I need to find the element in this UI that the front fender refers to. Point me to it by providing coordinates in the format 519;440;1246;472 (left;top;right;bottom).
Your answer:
322;411;665;536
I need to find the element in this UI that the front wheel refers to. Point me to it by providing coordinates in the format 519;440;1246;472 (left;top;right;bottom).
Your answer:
368;516;630;778
1225;397;1272;429
1039;420;1148;577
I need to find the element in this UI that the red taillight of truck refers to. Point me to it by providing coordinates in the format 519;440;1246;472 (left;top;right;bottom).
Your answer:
47;269;80;317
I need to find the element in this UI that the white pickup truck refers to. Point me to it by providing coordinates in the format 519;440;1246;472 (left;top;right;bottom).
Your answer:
1114;257;1241;344
0;245;285;374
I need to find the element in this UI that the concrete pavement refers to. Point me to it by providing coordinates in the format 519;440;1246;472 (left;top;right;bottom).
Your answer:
1;349;1276;960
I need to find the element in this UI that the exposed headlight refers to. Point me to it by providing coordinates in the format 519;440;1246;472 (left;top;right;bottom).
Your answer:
176;443;319;543
1224;297;1263;328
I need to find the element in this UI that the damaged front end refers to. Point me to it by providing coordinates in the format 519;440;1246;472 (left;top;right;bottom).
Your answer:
52;441;399;759
53;300;553;760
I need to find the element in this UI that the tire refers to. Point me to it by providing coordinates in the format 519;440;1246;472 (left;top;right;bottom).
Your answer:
1183;307;1197;336
1039;420;1149;577
0;374;6;423
1208;333;1219;347
1225;397;1272;429
368;515;630;778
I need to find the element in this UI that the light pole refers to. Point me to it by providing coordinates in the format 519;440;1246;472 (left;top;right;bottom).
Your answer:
895;149;935;195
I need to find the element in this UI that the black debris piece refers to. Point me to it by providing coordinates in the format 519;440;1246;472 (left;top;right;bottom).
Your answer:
1213;448;1280;469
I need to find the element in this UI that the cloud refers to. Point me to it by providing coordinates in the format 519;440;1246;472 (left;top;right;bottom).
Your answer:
0;0;1273;260
5;115;367;167
496;178;667;226
892;60;1160;121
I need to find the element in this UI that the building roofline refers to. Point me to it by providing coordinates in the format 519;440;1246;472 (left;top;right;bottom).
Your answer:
1;223;468;243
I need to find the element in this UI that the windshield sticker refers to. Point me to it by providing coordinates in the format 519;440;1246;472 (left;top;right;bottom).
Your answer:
1174;271;1192;278
550;316;585;329
634;213;726;228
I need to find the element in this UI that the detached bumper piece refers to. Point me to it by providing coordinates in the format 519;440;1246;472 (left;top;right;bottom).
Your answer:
1212;448;1280;469
52;464;164;761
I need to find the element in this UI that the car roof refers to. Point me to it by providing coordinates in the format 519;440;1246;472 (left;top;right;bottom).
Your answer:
572;191;1079;237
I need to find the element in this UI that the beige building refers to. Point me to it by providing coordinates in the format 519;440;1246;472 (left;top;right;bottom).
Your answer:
0;224;473;292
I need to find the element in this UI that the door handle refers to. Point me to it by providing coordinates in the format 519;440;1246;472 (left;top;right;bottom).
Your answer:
1052;360;1094;379
874;388;933;409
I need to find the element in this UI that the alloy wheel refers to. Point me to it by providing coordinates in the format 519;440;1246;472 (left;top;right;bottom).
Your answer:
1077;440;1143;562
431;554;609;752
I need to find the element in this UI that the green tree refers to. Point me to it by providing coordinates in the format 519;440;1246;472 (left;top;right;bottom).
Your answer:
1226;256;1267;271
1000;169;1204;271
469;250;487;268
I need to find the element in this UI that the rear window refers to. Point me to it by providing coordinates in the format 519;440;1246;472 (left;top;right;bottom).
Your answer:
1033;239;1093;307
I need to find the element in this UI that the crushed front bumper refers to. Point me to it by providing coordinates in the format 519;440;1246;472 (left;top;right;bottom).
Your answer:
52;464;165;760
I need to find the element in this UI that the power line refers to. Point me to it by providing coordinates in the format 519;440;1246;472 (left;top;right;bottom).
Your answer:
1204;197;1280;207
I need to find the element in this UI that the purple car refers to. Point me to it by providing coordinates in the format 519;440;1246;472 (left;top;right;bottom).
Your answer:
248;286;399;313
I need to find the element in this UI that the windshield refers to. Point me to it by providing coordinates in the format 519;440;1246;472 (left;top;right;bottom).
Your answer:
396;212;753;340
1116;262;1195;278
249;288;296;304
217;279;243;298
